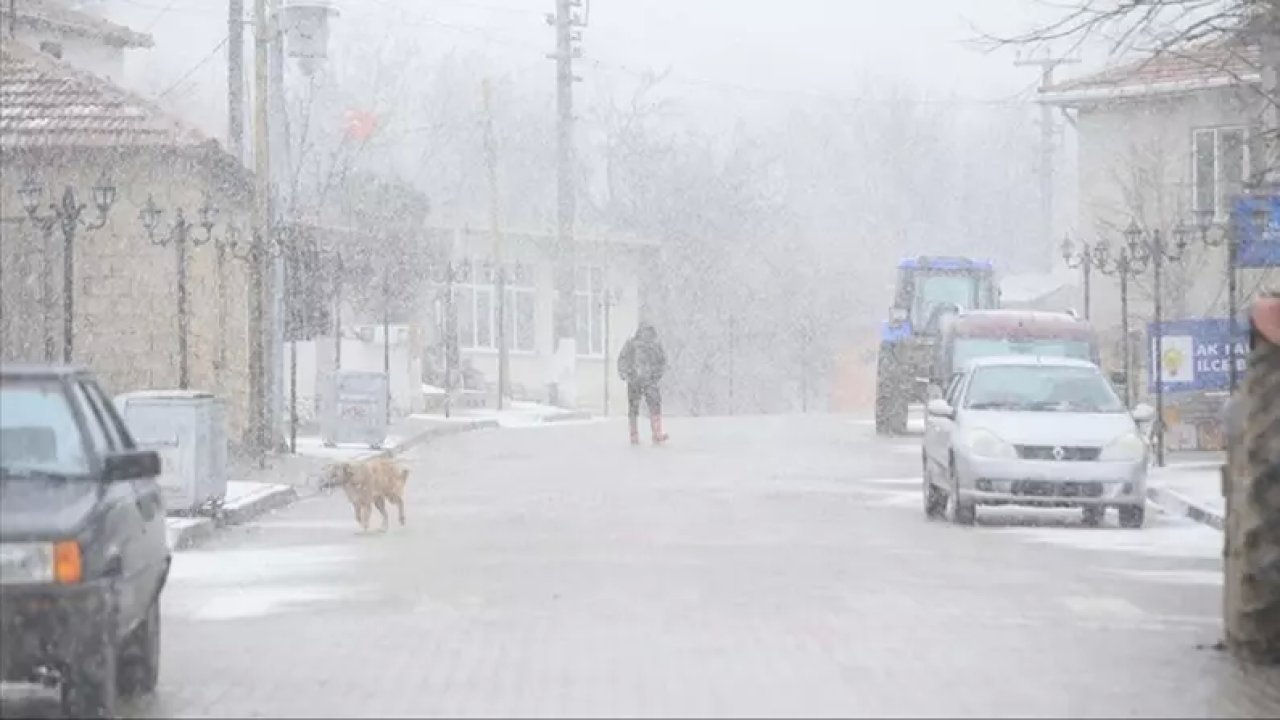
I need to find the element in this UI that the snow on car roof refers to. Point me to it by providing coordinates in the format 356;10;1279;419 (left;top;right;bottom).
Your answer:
961;355;1100;370
948;309;1095;340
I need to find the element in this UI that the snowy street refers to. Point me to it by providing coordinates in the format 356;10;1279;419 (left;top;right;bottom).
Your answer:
123;414;1280;718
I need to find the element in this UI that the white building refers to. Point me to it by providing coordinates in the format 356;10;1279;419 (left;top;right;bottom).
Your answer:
1041;40;1277;448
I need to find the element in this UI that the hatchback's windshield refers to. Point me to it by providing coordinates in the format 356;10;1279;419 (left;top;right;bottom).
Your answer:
953;338;1093;370
0;378;90;477
963;364;1125;413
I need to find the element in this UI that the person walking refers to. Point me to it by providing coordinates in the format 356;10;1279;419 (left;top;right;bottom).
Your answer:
618;321;669;445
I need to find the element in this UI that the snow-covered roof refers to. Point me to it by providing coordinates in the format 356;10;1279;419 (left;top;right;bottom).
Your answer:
2;0;153;49
0;40;206;148
1039;41;1260;108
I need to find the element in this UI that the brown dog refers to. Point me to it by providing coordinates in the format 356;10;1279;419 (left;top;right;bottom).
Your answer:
326;457;409;532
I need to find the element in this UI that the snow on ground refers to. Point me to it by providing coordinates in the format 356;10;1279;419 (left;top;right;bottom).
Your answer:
165;518;207;550
224;480;291;510
165;545;370;621
991;518;1221;561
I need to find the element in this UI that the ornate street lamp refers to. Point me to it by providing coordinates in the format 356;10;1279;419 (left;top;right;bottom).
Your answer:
1091;236;1151;407
1123;220;1189;467
20;171;117;363
139;194;219;389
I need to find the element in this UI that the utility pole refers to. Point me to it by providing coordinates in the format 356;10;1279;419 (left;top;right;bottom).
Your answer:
546;0;585;408
227;0;245;163
482;78;508;410
1018;53;1078;272
249;0;272;457
266;0;290;451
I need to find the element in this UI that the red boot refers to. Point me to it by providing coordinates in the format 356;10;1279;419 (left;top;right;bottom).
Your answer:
629;416;640;445
650;415;669;444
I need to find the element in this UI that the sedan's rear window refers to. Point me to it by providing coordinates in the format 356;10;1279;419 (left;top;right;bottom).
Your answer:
964;364;1124;413
0;377;90;477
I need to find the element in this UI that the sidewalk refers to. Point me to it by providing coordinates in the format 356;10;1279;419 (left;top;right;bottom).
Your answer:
164;414;499;550
418;399;597;429
1146;450;1226;531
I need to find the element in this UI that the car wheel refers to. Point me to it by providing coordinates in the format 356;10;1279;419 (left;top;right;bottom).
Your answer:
923;459;946;520
950;464;976;526
1082;505;1106;528
117;599;161;697
63;637;118;719
1119;504;1146;529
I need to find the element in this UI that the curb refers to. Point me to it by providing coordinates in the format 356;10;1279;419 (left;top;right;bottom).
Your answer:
167;485;299;550
219;485;300;526
167;518;217;551
1146;483;1225;531
372;418;500;458
168;420;497;550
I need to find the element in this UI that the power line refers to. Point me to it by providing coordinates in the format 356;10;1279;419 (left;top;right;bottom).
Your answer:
157;35;229;99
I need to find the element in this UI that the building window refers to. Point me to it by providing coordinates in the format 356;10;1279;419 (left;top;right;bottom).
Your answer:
452;260;536;352
575;265;606;357
503;264;537;353
1193;126;1262;220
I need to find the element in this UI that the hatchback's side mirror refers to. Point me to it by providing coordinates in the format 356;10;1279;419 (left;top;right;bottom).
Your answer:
926;398;955;419
103;449;161;482
1109;370;1127;387
1131;403;1156;424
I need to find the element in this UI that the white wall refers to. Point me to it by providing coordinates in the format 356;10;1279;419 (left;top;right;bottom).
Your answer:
1076;89;1277;324
442;241;648;415
1071;87;1278;396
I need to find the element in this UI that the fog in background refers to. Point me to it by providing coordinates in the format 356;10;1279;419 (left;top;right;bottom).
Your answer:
73;0;1122;413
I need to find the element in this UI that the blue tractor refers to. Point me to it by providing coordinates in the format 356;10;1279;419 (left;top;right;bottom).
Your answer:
876;256;1000;435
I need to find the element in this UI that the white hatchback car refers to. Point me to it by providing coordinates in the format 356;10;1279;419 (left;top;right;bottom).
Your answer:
922;355;1154;528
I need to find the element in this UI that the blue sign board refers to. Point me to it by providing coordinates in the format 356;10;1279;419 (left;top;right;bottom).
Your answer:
1147;318;1250;394
1233;195;1280;268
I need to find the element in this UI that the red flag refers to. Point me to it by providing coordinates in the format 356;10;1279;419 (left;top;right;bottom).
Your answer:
343;109;378;141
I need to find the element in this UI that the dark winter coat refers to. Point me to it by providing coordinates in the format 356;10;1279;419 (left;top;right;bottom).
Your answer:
618;323;667;386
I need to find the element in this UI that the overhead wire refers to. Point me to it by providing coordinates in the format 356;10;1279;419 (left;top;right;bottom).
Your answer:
156;35;230;99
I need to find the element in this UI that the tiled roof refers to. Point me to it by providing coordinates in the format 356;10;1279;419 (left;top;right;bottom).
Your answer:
1040;41;1261;106
0;40;208;148
1;0;153;48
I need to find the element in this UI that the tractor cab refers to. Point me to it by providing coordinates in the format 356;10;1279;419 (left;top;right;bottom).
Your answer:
876;256;998;435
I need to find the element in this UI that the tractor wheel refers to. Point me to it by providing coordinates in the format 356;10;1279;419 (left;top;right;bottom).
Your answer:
1224;322;1280;664
875;343;908;435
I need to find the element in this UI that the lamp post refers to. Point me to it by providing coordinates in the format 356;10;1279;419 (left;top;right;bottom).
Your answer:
139;195;218;389
1122;220;1190;468
600;286;619;415
18;173;117;364
1192;203;1271;392
1060;234;1095;320
1091;236;1150;407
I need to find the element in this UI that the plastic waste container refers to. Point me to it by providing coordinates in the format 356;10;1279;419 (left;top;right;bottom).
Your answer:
323;370;388;449
114;389;228;515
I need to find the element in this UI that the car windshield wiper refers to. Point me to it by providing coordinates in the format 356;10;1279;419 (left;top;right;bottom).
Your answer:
967;401;1024;410
1027;401;1071;411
